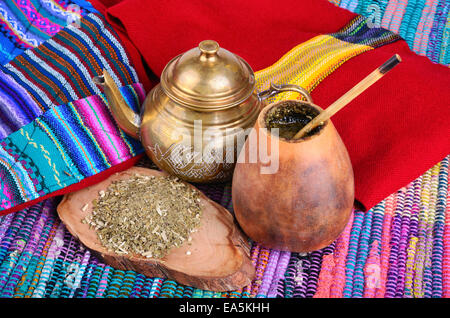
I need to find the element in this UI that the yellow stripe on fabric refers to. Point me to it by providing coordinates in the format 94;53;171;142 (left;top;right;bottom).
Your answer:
256;36;337;75
254;34;374;102
35;118;77;179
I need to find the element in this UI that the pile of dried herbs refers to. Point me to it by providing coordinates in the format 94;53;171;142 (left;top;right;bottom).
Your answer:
82;174;202;259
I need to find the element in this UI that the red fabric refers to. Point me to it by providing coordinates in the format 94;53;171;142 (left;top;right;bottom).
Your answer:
91;0;356;82
89;0;449;210
312;40;450;210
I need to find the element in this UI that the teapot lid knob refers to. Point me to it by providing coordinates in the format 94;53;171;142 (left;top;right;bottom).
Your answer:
199;40;219;55
161;39;255;109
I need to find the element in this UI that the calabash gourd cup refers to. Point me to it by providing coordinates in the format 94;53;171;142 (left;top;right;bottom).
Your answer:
232;98;354;252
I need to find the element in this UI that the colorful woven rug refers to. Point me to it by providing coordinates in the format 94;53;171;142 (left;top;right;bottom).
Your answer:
0;0;448;298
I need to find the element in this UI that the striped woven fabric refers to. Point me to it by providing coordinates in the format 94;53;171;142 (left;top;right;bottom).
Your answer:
0;11;144;213
0;0;448;298
0;12;139;139
0;84;144;210
334;0;450;65
0;0;97;65
255;15;399;102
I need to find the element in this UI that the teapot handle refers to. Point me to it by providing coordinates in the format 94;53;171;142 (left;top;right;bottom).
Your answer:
257;83;312;103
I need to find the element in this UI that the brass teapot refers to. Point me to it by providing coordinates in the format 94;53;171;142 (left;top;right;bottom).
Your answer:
94;40;311;183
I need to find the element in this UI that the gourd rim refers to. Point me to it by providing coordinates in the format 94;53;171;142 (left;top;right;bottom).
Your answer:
258;100;329;143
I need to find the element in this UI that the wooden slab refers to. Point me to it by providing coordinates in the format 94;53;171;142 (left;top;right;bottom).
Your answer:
57;167;255;291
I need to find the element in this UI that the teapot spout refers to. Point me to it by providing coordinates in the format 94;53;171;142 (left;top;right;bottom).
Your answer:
93;70;140;139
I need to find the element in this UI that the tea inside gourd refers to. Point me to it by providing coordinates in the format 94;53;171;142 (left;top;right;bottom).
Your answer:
82;174;202;259
265;101;324;139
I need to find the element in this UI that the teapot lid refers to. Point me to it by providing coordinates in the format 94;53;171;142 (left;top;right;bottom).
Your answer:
161;40;255;109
